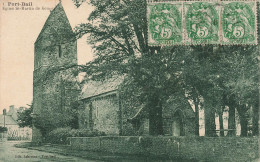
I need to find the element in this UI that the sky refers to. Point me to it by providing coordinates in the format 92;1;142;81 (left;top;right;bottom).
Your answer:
0;0;94;113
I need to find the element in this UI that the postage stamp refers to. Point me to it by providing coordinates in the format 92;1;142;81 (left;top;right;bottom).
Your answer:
147;0;258;46
184;1;220;45
221;1;257;45
147;2;183;46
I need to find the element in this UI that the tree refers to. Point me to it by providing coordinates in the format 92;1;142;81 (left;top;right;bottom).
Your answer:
74;0;170;135
180;44;259;137
221;46;258;136
0;126;8;132
17;103;33;128
73;0;259;137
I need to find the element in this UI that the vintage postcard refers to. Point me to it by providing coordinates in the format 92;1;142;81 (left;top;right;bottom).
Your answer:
0;0;259;161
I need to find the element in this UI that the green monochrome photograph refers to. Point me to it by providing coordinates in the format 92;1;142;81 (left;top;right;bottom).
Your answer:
0;0;259;161
184;1;220;45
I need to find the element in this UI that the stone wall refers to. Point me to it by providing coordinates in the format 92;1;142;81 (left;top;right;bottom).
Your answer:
162;95;195;136
79;93;120;135
78;91;197;136
33;3;78;141
69;136;259;162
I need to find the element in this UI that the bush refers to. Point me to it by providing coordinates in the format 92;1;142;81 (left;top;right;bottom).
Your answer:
0;126;7;133
45;127;106;144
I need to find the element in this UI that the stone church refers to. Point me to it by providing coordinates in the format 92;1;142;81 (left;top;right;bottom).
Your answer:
32;2;79;142
78;76;195;136
33;2;195;141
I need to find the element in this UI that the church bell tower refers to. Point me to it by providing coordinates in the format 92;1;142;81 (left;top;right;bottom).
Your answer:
32;2;78;142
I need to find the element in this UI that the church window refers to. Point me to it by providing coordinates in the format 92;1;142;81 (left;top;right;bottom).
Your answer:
96;107;99;118
89;103;94;129
58;45;62;57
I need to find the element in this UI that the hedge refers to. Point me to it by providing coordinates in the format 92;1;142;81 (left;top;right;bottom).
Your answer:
45;127;105;144
0;126;7;133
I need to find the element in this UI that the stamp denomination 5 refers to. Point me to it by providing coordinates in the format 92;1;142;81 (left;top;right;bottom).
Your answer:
147;0;257;46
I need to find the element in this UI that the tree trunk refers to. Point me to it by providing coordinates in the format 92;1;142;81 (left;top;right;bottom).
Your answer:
148;95;163;135
218;109;224;137
194;97;200;136
240;115;248;137
204;101;217;137
252;102;259;136
227;104;236;136
237;104;248;137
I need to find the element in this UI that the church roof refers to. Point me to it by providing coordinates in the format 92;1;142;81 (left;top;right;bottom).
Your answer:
35;2;74;44
80;76;124;100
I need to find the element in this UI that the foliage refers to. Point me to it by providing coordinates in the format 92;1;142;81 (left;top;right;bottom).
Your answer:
74;0;150;80
0;126;8;132
34;106;79;137
74;0;180;135
17;104;33;128
73;0;259;136
45;127;105;144
183;45;259;136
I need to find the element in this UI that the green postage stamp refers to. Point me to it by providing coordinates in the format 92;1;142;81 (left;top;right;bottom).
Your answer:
221;1;257;45
184;1;220;45
147;0;257;46
147;2;183;45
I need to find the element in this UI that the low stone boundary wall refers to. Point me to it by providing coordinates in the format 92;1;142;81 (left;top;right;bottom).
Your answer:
68;136;259;161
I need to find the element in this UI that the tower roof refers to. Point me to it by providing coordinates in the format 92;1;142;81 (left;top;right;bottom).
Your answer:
35;2;75;44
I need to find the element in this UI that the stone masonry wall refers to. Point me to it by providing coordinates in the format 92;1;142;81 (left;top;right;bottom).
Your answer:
69;136;259;162
33;3;78;141
79;94;120;135
162;95;195;136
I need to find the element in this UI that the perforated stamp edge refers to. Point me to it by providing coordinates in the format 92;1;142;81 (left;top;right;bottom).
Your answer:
146;0;258;46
